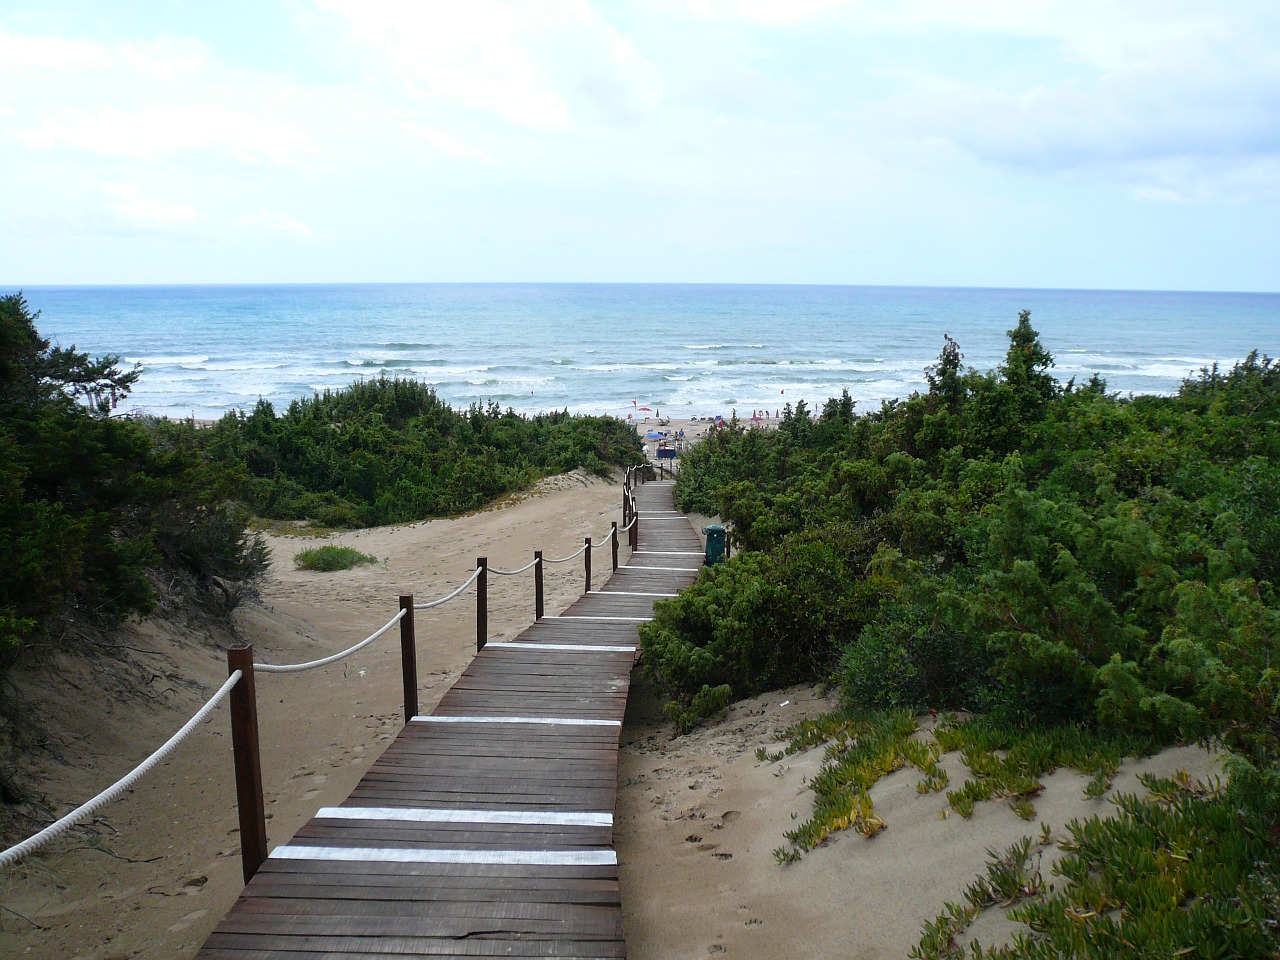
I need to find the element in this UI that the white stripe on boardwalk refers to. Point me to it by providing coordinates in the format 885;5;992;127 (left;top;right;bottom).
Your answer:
411;716;621;726
315;807;612;827
271;845;618;866
540;615;652;622
495;642;637;653
618;565;701;572
589;590;677;597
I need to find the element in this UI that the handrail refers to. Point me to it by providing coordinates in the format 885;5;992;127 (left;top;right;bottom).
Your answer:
414;566;484;610
0;671;244;869
256;609;407;674
543;542;589;564
489;557;540;576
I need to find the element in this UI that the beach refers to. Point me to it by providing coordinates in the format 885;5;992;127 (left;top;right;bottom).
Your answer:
0;467;1219;959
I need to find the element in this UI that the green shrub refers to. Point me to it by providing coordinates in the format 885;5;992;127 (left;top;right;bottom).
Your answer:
294;545;381;572
1;294;266;674
639;524;880;727
197;382;644;528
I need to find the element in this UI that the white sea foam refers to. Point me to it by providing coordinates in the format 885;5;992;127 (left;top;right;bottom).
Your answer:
127;354;210;366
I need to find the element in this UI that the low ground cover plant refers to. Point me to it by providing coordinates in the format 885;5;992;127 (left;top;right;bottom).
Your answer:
293;545;381;572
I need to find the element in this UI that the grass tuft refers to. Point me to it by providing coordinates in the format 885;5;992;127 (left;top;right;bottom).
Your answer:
294;545;381;572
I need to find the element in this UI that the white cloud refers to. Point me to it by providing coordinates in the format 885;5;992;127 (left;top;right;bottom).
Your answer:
0;26;320;168
313;0;661;129
238;210;318;239
102;183;199;227
401;122;494;163
844;3;1280;200
15;104;314;165
681;0;847;25
0;27;114;72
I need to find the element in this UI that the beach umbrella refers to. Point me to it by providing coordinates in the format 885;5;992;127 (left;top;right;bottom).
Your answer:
638;406;652;411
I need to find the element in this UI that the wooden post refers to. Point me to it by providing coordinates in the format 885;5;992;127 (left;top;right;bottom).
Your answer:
227;645;267;884
725;530;731;560
399;595;418;723
476;557;488;651
611;522;619;571
584;537;592;594
630;508;638;549
534;550;544;621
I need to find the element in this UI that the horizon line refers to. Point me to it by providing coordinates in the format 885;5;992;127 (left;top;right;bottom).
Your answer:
7;280;1279;297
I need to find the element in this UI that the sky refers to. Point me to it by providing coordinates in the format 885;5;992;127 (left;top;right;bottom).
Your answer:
2;0;1279;290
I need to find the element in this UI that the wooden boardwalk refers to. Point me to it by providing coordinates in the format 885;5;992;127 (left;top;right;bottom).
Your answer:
197;479;700;959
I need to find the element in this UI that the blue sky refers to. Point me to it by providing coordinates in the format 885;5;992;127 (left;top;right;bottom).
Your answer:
2;0;1278;290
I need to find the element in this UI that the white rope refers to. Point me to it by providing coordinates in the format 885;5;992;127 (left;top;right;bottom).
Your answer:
414;566;484;610
0;671;243;870
588;525;619;548
543;542;589;564
256;609;407;674
621;516;637;532
489;557;540;576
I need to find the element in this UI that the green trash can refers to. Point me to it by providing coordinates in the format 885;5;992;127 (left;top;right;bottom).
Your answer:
703;524;727;566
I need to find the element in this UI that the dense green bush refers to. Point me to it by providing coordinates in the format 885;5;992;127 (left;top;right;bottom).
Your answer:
647;313;1280;763
641;524;880;727
0;294;267;674
181;378;643;527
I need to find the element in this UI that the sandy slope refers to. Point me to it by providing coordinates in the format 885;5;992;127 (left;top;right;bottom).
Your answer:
1;465;1220;959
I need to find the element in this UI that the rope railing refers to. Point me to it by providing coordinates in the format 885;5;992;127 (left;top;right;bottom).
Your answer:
489;557;540;576
543;542;589;564
256;609;407;674
0;670;244;870
413;566;484;610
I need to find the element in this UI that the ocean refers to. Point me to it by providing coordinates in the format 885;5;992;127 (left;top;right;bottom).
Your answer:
14;283;1280;422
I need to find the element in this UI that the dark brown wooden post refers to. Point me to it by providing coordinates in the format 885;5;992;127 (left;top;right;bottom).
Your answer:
399;595;418;723
611;522;619;571
584;537;592;594
725;530;731;560
630;509;638;549
534;550;544;621
227;645;267;884
476;557;488;651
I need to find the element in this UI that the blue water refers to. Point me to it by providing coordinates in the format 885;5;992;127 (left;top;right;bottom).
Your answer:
13;283;1279;421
